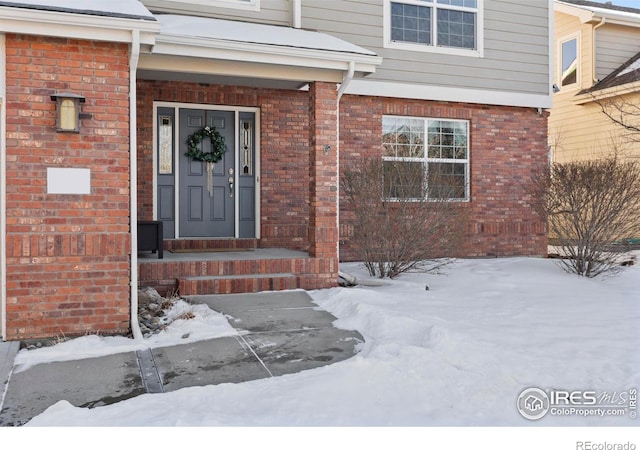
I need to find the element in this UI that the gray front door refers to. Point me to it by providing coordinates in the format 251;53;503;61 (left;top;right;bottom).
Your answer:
179;109;235;237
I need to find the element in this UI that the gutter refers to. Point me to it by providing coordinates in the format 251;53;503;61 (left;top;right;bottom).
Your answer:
153;34;381;70
129;29;143;341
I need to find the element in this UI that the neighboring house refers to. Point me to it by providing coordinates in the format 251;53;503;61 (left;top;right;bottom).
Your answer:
0;0;552;341
550;0;640;162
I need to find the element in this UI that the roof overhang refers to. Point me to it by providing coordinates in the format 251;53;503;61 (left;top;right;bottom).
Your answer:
0;6;382;89
137;15;382;89
151;32;381;74
573;80;640;105
0;5;159;46
556;1;640;27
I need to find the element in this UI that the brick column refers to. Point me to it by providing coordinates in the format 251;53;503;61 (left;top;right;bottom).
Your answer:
4;35;131;340
308;82;338;262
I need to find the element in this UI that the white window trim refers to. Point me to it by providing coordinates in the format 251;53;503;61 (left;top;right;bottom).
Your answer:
383;0;484;58
382;115;471;202
162;0;260;12
557;31;581;91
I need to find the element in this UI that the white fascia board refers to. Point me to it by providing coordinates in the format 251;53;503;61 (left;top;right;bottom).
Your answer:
0;6;159;44
573;81;640;105
152;35;382;74
555;1;640;27
138;54;346;83
346;80;553;109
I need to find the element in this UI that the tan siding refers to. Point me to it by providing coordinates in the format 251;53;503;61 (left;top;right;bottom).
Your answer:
596;24;640;81
549;95;639;163
143;0;291;25
550;11;640;163
302;0;550;95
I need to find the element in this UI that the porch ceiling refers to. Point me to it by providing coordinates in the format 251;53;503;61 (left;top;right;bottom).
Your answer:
137;14;382;89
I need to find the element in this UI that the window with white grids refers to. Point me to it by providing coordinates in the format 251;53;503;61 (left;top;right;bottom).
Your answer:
385;0;483;56
382;115;470;200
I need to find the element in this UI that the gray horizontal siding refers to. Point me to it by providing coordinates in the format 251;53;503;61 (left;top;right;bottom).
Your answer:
143;0;291;25
302;0;550;95
596;24;640;81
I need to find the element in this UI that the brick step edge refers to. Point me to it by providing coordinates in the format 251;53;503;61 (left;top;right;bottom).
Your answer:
179;273;300;295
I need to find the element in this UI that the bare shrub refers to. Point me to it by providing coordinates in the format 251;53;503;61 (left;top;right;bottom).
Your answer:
341;158;468;278
596;94;640;144
529;156;640;277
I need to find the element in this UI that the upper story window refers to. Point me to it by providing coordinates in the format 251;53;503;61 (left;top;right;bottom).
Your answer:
385;0;483;57
559;34;579;88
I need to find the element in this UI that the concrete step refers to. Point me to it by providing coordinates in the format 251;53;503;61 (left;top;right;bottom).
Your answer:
179;273;300;295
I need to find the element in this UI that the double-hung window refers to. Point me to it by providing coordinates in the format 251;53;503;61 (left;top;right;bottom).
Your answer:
386;0;482;56
382;116;470;201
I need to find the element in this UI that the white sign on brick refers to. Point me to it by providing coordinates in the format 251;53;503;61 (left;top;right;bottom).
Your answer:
46;167;91;195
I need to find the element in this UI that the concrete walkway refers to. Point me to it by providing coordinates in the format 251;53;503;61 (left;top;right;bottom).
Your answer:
0;291;363;426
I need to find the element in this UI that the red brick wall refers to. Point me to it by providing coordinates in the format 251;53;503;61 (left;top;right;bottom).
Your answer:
4;35;131;340
136;82;547;261
339;95;548;260
136;80;311;250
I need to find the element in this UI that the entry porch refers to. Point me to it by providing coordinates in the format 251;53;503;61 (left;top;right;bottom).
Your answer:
138;239;336;296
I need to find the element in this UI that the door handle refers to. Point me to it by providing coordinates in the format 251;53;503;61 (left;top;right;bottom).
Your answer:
228;175;234;198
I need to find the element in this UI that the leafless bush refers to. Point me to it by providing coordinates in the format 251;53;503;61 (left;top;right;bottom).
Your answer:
596;94;640;144
341;158;468;278
529;156;640;277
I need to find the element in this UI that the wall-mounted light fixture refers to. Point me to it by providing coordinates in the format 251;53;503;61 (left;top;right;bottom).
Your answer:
50;92;85;133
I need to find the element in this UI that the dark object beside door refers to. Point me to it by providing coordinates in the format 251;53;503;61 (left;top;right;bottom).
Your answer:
138;221;163;259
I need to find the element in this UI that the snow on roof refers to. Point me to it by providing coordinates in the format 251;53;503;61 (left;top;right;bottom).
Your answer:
155;14;377;56
0;0;155;20
618;55;640;77
581;51;640;94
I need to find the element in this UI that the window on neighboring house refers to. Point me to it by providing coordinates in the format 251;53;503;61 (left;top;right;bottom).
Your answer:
382;116;470;201
387;0;482;55
560;35;578;87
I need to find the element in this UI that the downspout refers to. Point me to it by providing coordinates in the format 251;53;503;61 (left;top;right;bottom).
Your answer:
292;0;301;28
0;34;6;340
129;30;143;341
592;17;606;84
338;61;355;102
336;61;355;261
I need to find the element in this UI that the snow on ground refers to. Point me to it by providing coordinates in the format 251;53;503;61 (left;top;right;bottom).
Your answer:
20;256;640;428
13;300;238;373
